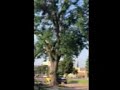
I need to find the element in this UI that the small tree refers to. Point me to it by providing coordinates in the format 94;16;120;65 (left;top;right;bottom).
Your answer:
72;68;78;75
57;56;74;78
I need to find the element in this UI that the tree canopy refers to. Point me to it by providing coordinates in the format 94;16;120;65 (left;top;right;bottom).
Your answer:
34;0;89;60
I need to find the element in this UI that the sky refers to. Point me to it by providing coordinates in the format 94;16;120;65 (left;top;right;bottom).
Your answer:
75;48;89;68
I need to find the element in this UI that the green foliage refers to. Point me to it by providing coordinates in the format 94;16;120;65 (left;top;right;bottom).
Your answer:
34;65;49;75
60;28;85;56
76;0;89;49
57;56;74;75
34;0;89;60
64;56;74;74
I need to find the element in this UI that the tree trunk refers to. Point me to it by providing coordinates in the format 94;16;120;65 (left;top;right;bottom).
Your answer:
49;60;59;86
46;38;61;86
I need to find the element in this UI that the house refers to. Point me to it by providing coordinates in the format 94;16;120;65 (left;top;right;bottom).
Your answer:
75;67;88;78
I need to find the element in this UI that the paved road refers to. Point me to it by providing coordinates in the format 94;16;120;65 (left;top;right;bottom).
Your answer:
45;84;88;90
45;87;88;90
34;83;88;90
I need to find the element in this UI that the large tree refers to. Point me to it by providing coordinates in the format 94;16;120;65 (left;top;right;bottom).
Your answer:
34;0;89;86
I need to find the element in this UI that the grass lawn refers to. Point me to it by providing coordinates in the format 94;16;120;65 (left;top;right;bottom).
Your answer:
67;79;88;84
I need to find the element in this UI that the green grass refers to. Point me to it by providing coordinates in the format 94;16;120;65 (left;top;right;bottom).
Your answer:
78;79;88;84
67;79;88;84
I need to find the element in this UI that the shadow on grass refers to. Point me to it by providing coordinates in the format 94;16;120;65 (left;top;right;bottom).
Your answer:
34;84;71;90
34;83;50;90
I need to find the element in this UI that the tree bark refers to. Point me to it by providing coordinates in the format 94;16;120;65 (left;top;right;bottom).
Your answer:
49;60;59;86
